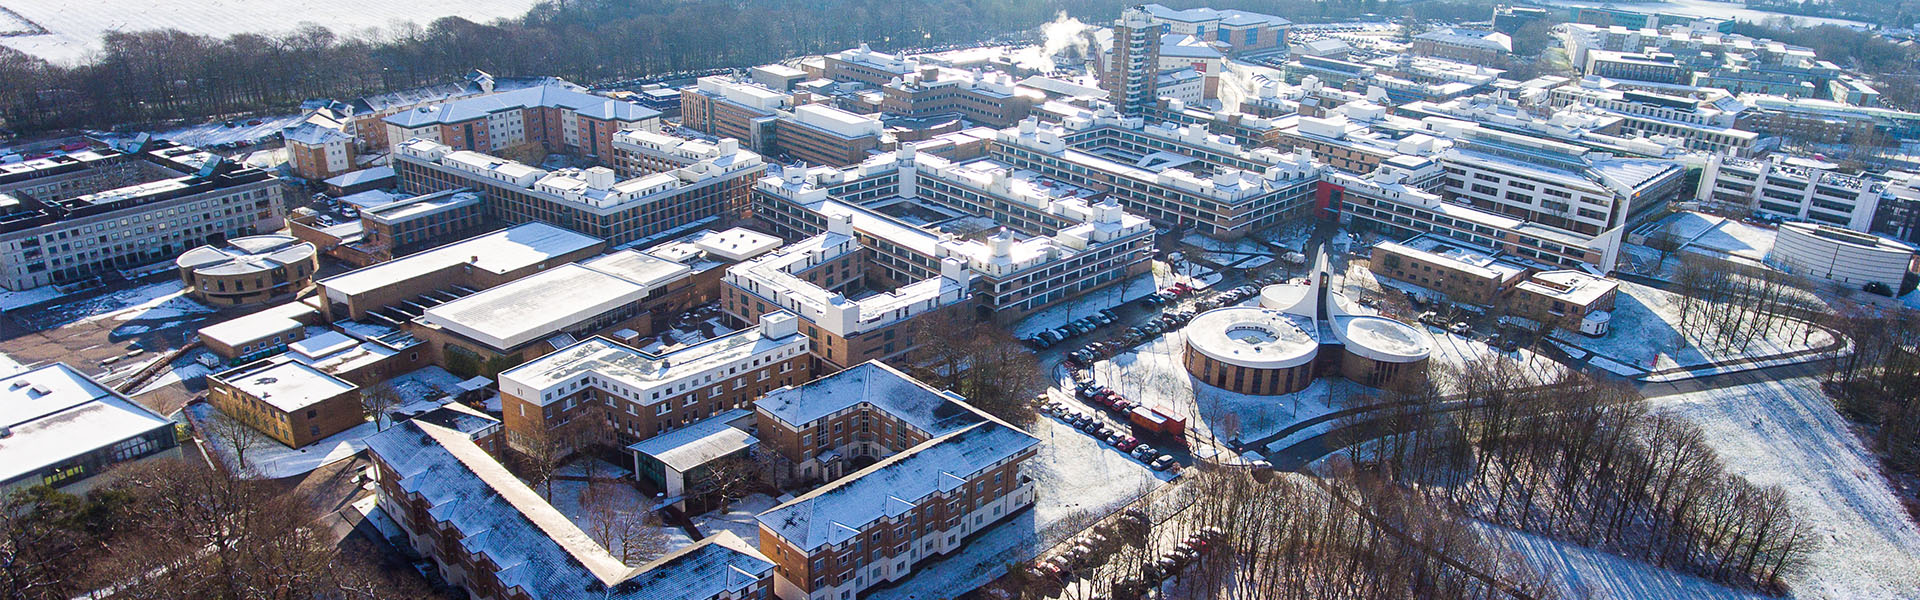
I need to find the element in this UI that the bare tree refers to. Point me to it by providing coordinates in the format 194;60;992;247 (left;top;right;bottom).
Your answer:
201;408;269;475
358;382;402;431
582;487;670;566
687;456;758;513
513;424;564;500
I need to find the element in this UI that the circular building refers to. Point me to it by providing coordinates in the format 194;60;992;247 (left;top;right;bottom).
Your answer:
1182;306;1320;395
1331;315;1432;386
176;235;319;307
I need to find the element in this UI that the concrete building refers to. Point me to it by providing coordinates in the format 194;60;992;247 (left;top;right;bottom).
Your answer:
0;363;180;493
1541;79;1765;156
392;135;764;246
1767;222;1917;291
367;418;776;600
356;190;492;261
1434;129;1686;264
750;146;1155;322
722;217;971;369
752;361;1039;600
495;311;812;457
381;84;661;160
1324;156;1621;271
195;302;324;364
990;111;1323;239
1697;154;1884;232
0;140;285;291
1104;7;1162;116
774;105;887;167
175;234;319;306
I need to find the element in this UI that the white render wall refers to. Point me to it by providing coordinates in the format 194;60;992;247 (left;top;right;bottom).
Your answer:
1768;223;1915;289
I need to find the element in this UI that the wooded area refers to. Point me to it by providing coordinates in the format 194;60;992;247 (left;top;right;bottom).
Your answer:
0;0;1500;136
1335;361;1817;592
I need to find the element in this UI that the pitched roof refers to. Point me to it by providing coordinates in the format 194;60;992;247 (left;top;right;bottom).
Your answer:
365;419;774;599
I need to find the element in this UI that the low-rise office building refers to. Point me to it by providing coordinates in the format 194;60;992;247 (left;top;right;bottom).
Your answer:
0;363;180;493
1410;28;1512;63
752;361;1040;600
356;189;491;260
392;136;765;246
991;111;1323;239
175;234;319;306
1541;79;1765;156
1370;235;1533;306
316;222;605;322
723;217;971;369
751;146;1155;322
1511;270;1619;335
1139;3;1290;56
1697;154;1884;232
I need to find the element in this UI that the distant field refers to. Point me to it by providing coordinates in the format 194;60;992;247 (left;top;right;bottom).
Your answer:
0;0;541;65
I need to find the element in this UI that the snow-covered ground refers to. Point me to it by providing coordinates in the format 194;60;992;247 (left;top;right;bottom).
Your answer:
1478;523;1772;600
1181;233;1270;268
1653;377;1920;598
0;0;542;65
131;359;212;396
1553;281;1830;372
664;493;780;552
865;417;1172;600
20;279;217;330
1423;326;1565;385
190;402;379;479
547;458;673;563
0;286;69;312
152;113;305;148
1688;219;1776;263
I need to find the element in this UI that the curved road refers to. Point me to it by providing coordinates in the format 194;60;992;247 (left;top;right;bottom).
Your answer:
1266;357;1834;471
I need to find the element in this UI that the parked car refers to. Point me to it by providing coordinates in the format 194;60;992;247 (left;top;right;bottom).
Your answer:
1151;455;1176;470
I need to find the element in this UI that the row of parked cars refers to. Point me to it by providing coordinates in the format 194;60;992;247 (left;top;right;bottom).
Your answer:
1025;309;1119;350
1039;395;1178;472
1028;509;1151;580
1137;281;1196;307
1111;527;1226;600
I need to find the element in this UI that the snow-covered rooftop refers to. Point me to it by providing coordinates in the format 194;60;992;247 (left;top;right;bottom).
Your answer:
321;166;395;188
0;364;175;485
213;358;358;413
1516;270;1619;307
418;260;679;351
318;223;602;297
627;408;756;472
1333;316;1432;363
175;235;315;277
1183;306;1320;369
755;420;1038;551
365;420;774;599
756;361;981;434
497;312;806;406
384;84;658;128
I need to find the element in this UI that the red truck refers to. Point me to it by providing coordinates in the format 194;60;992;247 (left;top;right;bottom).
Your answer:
1128;405;1186;440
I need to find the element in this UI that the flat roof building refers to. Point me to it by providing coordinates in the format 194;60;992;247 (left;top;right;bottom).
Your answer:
317;222;605;322
0;363;180;492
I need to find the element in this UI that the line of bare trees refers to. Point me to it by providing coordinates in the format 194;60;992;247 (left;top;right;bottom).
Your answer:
1823;305;1920;479
1172;470;1555;600
0;458;433;600
1671;253;1825;355
908;310;1045;427
1338;358;1817;592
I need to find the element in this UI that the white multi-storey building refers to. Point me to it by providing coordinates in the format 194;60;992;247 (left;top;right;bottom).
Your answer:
1697;154;1884;232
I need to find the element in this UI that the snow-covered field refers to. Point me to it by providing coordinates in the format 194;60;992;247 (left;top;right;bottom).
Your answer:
0;0;542;65
1653;377;1920;598
1479;523;1772;600
1688;219;1776;263
190;403;379;479
866;417;1172;600
1554;281;1830;373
